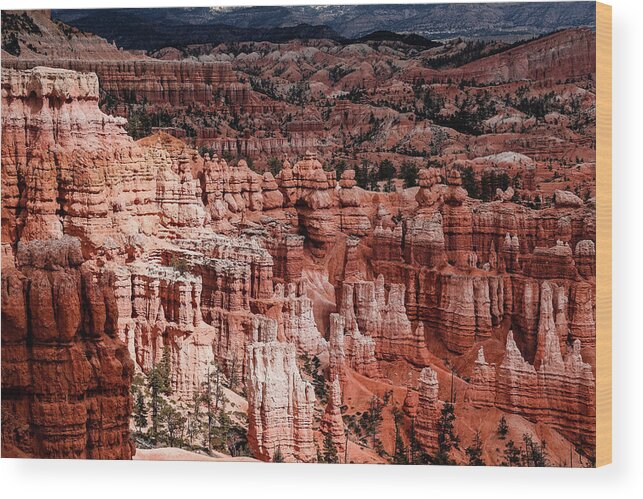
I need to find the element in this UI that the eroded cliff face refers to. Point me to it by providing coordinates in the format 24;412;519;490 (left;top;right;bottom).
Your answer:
246;335;317;463
2;65;597;463
401;28;596;86
1;66;160;253
1;237;134;459
462;280;595;446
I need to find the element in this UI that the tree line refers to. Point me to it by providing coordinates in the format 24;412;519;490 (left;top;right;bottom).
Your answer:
131;348;250;457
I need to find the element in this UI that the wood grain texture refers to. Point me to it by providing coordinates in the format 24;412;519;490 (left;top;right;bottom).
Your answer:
596;1;612;467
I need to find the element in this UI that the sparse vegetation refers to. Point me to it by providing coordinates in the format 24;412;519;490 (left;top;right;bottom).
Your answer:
169;255;189;275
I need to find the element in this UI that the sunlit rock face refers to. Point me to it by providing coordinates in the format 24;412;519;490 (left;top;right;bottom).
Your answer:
1;67;161;253
245;337;316;463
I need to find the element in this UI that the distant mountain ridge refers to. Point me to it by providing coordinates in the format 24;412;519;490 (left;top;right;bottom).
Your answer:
48;9;343;51
53;2;595;49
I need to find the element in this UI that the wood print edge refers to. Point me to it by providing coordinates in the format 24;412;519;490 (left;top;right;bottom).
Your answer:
595;0;612;468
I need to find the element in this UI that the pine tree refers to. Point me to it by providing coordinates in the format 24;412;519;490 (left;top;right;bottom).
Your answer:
133;391;148;434
160;401;186;447
301;355;327;403
392;409;409;464
365;396;384;448
501;439;522;466
368;168;380;191
147;347;172;445
200;360;227;453
227;426;250;457
460;166;480;199
186;390;202;448
227;354;239;392
522;433;548;467
322;431;339;464
273;446;285;463
355;160;370;189
211;409;232;453
377;159;396;181
434;402;459;464
400;161;419;188
465;430;485;466
497;415;509;439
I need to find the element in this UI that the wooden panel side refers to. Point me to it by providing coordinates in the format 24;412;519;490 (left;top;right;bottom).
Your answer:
595;1;612;468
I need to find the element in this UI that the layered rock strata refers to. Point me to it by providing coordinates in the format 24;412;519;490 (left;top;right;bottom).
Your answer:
245;338;317;462
320;376;346;459
1;237;134;459
415;367;441;454
339;276;430;365
466;330;595;445
1;67;160;251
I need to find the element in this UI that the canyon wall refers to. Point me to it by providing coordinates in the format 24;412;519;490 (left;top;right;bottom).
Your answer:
1;237;134;459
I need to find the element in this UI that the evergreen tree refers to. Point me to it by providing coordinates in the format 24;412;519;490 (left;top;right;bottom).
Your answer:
368;167;380;191
392;409;409;464
267;156;281;176
273;446;285;463
333;159;347;181
460;166;480;199
522;433;548;467
201;360;226;452
227;355;239;392
501;439;522;466
131;373;148;436
408;417;426;464
355;160;370;189
400;161;419;188
497;415;509;439
465;430;485;466
322;431;339;464
434;402;459;464
186;390;202;448
377;159;396;181
302;355;327;403
159;401;186;447
133;391;149;435
479;171;493;201
365;396;384;447
211;409;232;453
480;170;511;201
147;347;172;445
227;426;251;457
